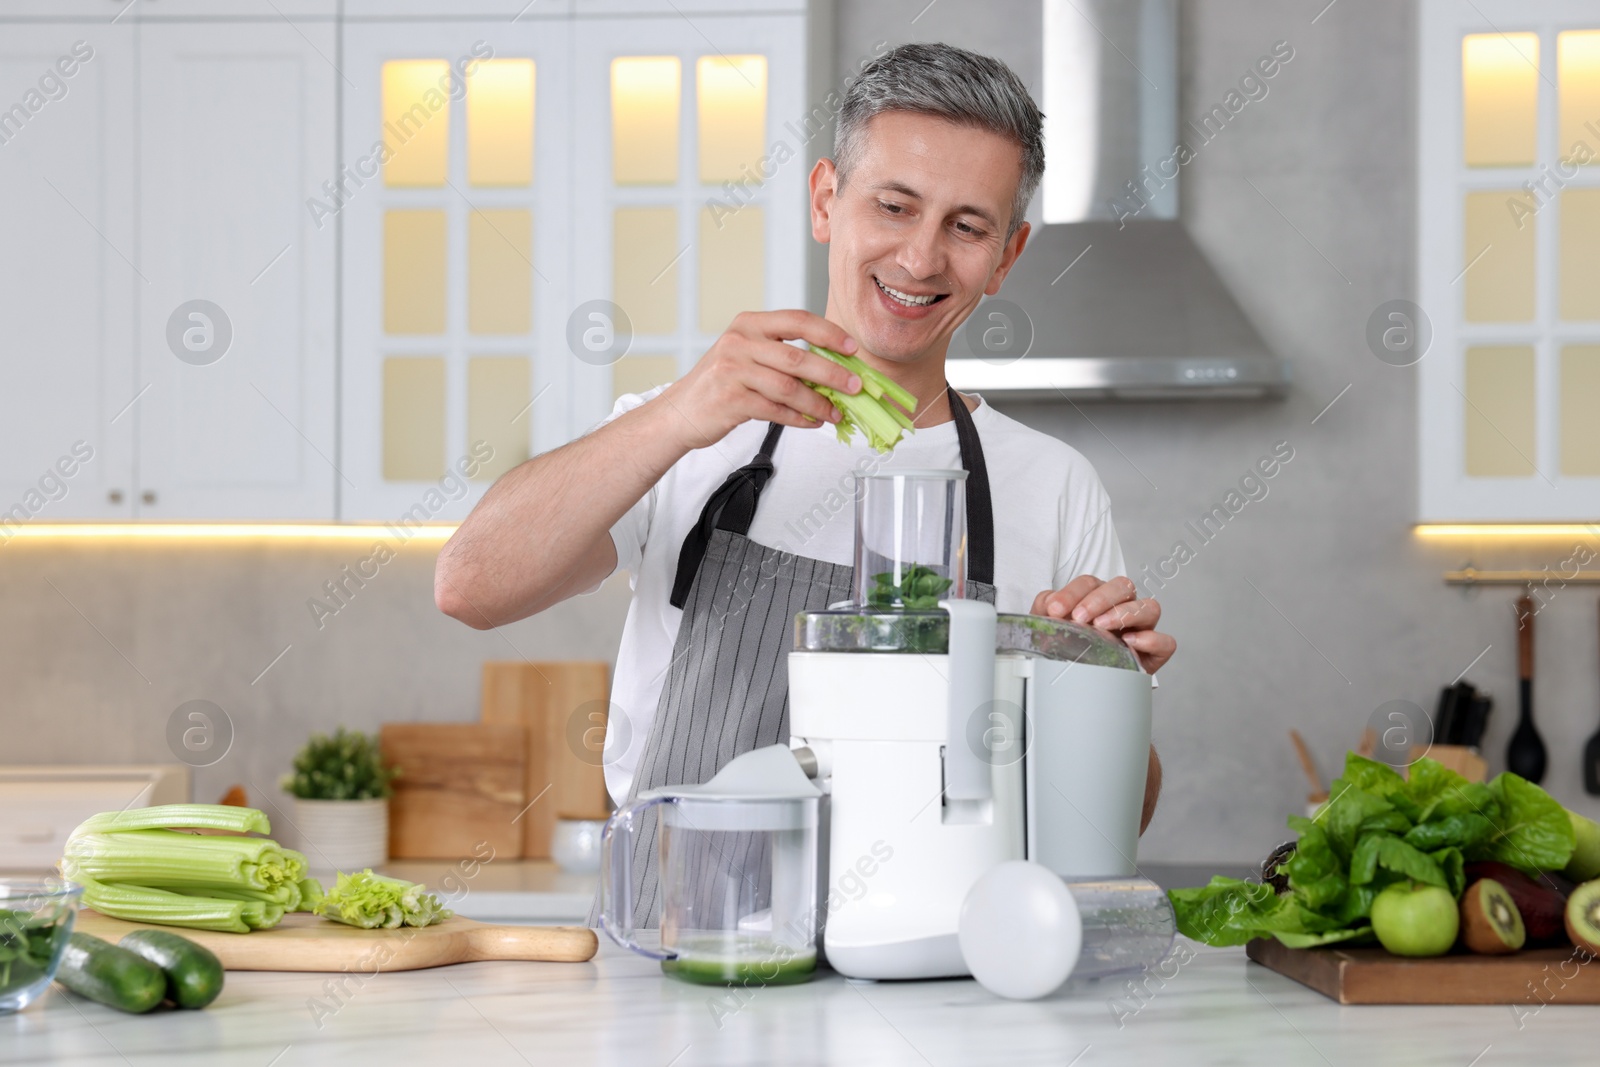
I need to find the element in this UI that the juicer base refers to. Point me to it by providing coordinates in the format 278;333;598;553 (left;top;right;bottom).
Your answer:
824;932;969;980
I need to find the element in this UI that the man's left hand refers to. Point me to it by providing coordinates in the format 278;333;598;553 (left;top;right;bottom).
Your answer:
1030;575;1176;674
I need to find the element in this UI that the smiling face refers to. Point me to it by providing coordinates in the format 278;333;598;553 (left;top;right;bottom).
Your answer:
812;110;1032;367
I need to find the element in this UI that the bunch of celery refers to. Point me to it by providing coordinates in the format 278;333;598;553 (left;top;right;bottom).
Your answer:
313;869;452;930
805;344;917;454
61;805;322;934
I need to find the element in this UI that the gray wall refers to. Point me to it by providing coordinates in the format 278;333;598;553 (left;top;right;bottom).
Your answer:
7;0;1599;865
1;538;635;810
837;0;1600;862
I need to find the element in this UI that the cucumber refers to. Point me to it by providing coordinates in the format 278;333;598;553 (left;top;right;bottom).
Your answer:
55;932;165;1013
118;930;225;1009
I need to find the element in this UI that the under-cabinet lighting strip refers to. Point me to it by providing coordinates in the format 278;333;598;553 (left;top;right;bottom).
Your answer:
1415;524;1600;539
1;524;457;542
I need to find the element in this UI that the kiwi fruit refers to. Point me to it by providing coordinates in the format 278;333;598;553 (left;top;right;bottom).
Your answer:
1459;878;1525;954
1464;861;1568;945
1564;879;1600;955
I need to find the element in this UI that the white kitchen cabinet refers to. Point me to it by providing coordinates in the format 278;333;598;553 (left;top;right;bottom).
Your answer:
338;19;575;521
0;765;189;871
0;1;336;16
0;25;136;523
139;1;337;15
569;9;810;434
1418;0;1600;521
0;16;337;524
1;3;812;525
136;20;338;519
342;0;566;16
337;4;810;522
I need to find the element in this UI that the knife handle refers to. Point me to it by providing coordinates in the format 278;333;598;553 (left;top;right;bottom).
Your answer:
1517;595;1534;681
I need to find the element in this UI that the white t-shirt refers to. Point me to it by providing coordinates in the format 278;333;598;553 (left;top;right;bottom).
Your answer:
588;385;1129;804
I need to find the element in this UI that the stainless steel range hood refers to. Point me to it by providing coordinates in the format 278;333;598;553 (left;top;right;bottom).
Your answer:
945;0;1290;400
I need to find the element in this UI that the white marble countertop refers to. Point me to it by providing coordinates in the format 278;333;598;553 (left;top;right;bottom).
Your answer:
6;935;1597;1067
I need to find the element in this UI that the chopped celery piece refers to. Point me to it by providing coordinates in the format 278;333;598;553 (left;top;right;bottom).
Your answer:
314;870;452;930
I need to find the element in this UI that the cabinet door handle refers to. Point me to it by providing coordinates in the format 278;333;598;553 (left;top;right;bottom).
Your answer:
108;489;124;504
142;490;157;505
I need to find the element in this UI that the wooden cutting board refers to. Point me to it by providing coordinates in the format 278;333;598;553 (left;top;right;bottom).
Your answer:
481;661;613;858
380;723;527;860
75;910;596;971
1247;937;1600;1004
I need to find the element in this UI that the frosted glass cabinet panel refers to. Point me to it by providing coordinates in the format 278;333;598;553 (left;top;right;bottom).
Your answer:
1463;347;1536;477
467;59;535;187
612;57;682;185
1558;30;1600;165
1461;192;1535;322
1560;346;1600;476
1461;33;1539;167
382;60;451;187
1419;0;1600;521
1561;189;1600;320
697;55;768;184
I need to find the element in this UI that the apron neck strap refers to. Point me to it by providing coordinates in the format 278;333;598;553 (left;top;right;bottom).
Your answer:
948;384;994;588
668;422;783;609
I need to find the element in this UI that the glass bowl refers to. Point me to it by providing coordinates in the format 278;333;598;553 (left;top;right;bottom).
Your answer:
0;877;83;1014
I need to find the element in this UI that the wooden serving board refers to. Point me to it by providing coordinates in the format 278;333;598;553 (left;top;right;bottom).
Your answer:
481;661;614;858
75;911;597;972
380;722;527;860
1247;937;1600;1004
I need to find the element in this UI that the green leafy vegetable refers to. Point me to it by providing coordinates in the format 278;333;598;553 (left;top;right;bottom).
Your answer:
804;344;917;454
313;870;452;930
867;564;953;611
1169;754;1580;949
1480;772;1576;874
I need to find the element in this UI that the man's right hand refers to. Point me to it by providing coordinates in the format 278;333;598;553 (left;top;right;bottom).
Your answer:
652;310;865;451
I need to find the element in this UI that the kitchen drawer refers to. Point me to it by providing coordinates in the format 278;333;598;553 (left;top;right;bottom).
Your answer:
0;765;189;871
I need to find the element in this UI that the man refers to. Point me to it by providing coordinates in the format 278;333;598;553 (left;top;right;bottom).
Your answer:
436;43;1175;923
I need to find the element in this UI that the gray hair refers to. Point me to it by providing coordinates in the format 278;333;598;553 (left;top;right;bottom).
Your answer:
834;43;1044;241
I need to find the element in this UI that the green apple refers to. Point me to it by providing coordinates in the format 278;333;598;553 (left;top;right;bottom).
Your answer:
1371;882;1459;957
1565;811;1600;883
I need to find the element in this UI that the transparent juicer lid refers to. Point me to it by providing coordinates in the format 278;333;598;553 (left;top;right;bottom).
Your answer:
799;467;1140;671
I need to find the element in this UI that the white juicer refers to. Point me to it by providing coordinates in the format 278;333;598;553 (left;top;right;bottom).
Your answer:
787;469;1153;980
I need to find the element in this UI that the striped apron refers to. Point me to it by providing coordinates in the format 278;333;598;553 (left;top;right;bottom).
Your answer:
590;385;997;929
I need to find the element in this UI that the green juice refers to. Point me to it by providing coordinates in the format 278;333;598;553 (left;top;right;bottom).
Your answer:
661;939;817;986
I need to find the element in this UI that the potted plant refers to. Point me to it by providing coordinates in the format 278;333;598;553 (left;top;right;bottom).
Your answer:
280;728;396;871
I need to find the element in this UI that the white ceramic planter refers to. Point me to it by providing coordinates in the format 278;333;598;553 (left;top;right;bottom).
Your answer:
290;797;389;872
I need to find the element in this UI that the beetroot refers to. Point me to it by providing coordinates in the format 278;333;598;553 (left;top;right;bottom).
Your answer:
1464;861;1569;945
